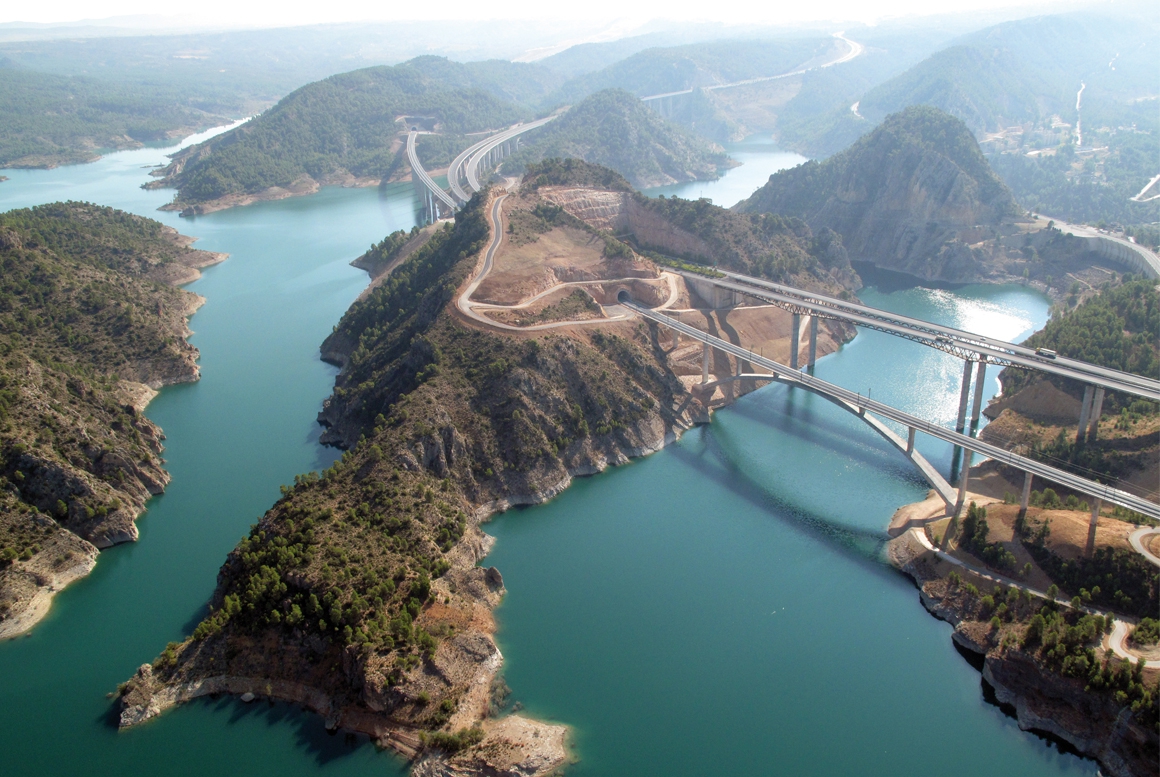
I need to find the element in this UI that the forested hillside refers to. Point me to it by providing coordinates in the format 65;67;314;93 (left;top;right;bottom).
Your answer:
504;90;729;189
153;60;536;208
1002;280;1160;399
0;203;212;628
0;63;231;168
797;12;1160;230
737;107;1019;280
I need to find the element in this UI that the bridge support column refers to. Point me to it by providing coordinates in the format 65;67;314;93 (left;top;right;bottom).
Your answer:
954;360;973;435
1086;387;1105;441
701;343;710;385
671;328;679;350
906;427;915;454
954;449;974;517
1017;471;1033;520
1076;385;1094;445
790;313;801;370
968;358;987;437
808;316;818;369
1086;498;1102;557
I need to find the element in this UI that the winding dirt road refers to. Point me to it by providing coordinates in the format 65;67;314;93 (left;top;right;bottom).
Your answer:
455;193;677;332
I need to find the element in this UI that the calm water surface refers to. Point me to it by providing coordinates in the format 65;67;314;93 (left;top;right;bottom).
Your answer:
0;133;1085;776
644;135;808;207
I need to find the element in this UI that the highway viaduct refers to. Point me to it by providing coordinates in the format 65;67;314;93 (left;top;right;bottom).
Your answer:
614;283;1160;547
408;115;559;223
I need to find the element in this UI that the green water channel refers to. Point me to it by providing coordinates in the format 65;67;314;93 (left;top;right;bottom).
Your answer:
0;136;1091;775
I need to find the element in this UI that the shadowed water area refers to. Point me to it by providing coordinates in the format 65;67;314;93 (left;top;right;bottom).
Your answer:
0;134;1088;775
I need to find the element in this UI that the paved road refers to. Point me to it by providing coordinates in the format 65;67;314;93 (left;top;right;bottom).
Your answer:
642;31;863;102
1040;215;1160;278
1129;526;1160;568
406;131;458;213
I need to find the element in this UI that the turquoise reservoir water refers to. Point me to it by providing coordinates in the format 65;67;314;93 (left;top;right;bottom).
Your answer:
0;135;1084;775
644;135;808;207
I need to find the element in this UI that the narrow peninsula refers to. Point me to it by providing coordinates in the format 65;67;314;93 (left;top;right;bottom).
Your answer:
0;202;223;638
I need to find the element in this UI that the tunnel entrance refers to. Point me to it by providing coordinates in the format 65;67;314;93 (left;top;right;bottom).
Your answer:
617;289;632;304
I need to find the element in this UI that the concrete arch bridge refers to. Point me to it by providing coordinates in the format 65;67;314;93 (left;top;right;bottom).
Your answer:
615;290;1160;542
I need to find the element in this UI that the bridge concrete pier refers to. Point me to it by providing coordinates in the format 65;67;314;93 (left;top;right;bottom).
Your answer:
954;360;973;435
1076;384;1095;444
808;316;818;369
906;427;916;453
1087;387;1106;441
1018;471;1033;519
790;313;801;370
623;295;1160;520
968;358;987;437
954;449;974;517
701;342;710;384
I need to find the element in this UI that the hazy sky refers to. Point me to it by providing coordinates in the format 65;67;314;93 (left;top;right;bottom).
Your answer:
2;0;1098;28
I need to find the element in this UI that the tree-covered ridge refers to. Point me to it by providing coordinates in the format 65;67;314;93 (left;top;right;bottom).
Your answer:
1001;280;1159;398
0;201;193;277
0;63;231;169
0;202;202;374
735;107;1020;284
157;60;534;206
0;203;205;603
503;89;728;189
742;106;1017;221
521;158;635;193
642;196;853;286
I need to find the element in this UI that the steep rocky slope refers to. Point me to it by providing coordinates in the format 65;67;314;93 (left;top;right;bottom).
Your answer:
737;106;1023;281
526;158;859;292
0;202;222;637
890;533;1158;777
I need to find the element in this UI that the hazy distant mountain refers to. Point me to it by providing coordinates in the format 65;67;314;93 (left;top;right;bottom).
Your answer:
548;38;831;105
857;44;1063;134
504;89;729;189
737;106;1019;280
0;62;230;168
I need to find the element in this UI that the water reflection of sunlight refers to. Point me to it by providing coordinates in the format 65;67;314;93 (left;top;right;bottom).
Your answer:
925;289;1034;340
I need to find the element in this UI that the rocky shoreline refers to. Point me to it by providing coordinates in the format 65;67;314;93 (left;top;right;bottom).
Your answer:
121;387;698;774
888;530;1159;777
0;216;226;640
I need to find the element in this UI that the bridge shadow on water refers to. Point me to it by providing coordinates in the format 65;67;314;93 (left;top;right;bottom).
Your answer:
665;384;931;575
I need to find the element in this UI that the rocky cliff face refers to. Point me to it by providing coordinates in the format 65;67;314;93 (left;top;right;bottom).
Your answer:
737;106;1023;282
889;532;1158;777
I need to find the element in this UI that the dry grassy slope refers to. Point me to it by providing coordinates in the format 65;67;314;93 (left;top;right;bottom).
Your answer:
0;203;217;632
